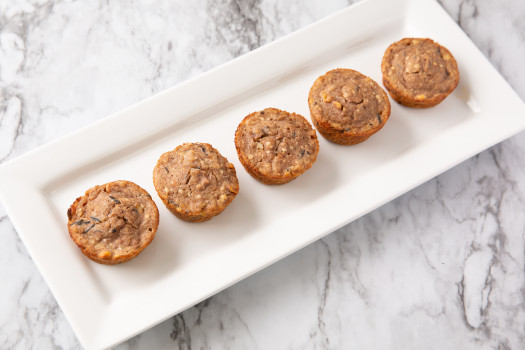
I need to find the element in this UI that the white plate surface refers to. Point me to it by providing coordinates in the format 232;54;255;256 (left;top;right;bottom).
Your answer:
1;0;525;349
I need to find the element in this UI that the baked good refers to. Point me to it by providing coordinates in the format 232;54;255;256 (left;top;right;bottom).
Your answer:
153;142;239;222
308;68;391;145
67;180;159;265
381;37;459;108
234;108;319;184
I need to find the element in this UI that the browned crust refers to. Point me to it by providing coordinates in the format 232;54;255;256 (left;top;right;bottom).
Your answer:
67;180;159;265
308;68;391;145
162;194;236;223
234;108;319;185
381;38;459;108
152;143;239;222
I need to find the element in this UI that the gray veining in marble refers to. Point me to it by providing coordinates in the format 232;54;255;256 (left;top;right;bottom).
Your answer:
1;0;525;349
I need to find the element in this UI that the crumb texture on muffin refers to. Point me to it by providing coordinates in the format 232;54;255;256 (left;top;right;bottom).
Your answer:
235;108;319;184
67;180;159;265
308;68;390;145
381;38;459;108
153;142;239;222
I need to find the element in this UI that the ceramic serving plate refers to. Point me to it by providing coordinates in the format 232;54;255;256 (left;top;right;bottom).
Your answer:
1;0;524;348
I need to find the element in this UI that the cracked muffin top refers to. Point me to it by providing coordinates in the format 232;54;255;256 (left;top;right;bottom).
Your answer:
67;180;159;265
153;142;239;222
235;108;319;185
381;37;459;108
308;68;390;145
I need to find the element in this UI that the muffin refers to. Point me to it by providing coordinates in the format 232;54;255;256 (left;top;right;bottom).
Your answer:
381;37;459;108
67;180;159;265
308;68;391;145
234;108;319;185
153;142;239;222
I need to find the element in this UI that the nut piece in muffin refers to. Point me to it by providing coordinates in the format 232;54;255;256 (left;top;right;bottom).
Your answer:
308;68;391;145
153;142;239;222
67;180;159;265
381;37;459;108
234;108;319;185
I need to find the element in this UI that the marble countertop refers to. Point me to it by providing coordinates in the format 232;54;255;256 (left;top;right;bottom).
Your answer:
1;0;525;349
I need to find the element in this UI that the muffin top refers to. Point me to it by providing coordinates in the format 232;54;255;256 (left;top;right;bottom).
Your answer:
381;38;459;103
67;180;159;264
153;142;239;220
308;68;390;134
235;108;319;184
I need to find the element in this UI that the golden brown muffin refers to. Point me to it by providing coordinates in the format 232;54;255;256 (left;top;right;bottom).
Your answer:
381;37;459;108
234;108;319;185
67;180;159;265
153;142;239;222
308;68;391;145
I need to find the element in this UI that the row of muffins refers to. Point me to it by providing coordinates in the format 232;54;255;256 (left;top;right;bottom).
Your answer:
66;37;459;265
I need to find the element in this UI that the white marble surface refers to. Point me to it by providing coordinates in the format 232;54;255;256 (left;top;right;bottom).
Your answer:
1;0;525;349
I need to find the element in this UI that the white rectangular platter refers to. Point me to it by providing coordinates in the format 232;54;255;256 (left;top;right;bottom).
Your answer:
1;0;525;349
